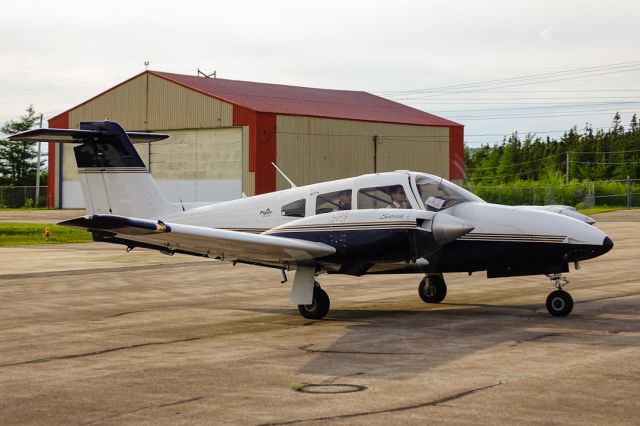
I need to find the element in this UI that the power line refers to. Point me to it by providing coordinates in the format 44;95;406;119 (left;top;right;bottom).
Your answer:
450;108;640;121
466;126;611;137
429;101;640;114
404;97;640;103
466;154;563;171
381;60;640;97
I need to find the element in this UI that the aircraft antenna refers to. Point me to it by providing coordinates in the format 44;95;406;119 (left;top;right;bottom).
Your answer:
271;162;297;188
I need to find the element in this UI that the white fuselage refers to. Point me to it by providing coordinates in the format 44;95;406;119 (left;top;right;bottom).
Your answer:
155;171;611;276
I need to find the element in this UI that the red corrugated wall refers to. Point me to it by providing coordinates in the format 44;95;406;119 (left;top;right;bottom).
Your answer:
449;126;464;181
254;113;276;194
47;113;69;208
233;105;277;194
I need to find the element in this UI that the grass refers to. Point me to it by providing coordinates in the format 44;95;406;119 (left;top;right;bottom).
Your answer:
0;223;93;246
576;206;628;215
0;207;54;211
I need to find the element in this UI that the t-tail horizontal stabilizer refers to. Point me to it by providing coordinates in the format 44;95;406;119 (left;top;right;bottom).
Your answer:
9;121;173;218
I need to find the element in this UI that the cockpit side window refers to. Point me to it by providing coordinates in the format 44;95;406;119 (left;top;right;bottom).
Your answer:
414;175;482;211
281;199;306;217
315;190;352;214
357;185;412;209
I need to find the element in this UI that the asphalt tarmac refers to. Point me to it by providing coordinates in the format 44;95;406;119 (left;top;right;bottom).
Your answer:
0;210;639;425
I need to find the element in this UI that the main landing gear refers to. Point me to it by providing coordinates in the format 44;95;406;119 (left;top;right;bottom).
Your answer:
418;273;447;304
298;282;331;320
545;274;574;317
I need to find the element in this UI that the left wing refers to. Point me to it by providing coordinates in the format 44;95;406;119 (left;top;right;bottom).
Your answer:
60;214;336;266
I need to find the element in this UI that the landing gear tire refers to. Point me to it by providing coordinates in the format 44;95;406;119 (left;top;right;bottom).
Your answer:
418;274;447;304
546;290;574;317
298;284;330;320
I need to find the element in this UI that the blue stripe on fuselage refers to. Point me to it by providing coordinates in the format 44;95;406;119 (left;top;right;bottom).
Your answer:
270;228;414;262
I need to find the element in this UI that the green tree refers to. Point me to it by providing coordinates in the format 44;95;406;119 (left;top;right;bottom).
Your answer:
0;106;42;186
465;112;640;186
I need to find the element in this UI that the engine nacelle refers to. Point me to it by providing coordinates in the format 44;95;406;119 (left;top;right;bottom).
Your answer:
265;209;473;263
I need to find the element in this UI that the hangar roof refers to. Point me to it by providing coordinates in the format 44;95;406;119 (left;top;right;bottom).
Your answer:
150;71;461;127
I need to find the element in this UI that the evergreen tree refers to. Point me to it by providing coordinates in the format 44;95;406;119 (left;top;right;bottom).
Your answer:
465;112;640;185
496;133;520;182
0;106;42;186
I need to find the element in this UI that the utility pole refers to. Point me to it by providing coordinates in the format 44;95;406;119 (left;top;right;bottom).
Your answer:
565;151;569;184
373;135;379;173
627;175;631;209
35;114;43;207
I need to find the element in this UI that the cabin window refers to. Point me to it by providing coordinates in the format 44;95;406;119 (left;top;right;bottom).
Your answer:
281;199;306;217
357;185;411;209
315;190;352;214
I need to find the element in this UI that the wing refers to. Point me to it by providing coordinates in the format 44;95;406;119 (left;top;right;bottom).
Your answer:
60;214;335;266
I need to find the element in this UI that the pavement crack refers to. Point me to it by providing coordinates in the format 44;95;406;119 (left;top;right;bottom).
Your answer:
260;382;503;425
321;372;365;384
81;396;204;425
528;332;561;341
576;291;640;304
156;396;204;408
299;344;420;356
509;333;561;346
104;310;146;318
0;337;203;368
0;261;212;281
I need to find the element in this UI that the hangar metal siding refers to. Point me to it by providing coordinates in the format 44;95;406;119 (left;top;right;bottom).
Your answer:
146;74;233;130
275;116;450;190
68;74;233;130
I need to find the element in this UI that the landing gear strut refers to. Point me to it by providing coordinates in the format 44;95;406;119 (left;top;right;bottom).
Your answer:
298;282;330;320
418;273;447;304
545;274;574;317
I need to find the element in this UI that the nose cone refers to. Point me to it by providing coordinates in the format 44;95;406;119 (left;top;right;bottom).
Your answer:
431;213;475;244
565;234;614;262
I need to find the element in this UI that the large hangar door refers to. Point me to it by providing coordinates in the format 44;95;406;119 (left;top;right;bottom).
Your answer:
149;127;243;203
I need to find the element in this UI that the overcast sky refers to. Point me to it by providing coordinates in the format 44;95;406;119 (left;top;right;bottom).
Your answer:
1;0;639;146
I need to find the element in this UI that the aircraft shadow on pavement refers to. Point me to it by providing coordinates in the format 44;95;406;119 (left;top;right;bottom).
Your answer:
239;295;639;379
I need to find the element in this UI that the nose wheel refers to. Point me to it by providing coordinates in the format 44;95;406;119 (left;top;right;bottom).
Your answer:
545;274;574;316
418;273;447;303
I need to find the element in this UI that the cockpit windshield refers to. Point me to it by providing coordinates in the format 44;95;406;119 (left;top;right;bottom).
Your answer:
413;174;484;211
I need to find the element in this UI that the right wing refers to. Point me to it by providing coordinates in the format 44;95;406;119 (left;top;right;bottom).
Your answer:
60;214;336;267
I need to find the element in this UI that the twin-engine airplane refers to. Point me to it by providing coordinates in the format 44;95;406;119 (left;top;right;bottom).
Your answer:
10;121;613;319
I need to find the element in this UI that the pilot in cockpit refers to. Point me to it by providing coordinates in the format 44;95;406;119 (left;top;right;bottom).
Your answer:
337;190;352;210
388;185;409;208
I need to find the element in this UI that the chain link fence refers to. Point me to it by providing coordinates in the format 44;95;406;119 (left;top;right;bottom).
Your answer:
465;178;640;208
0;186;48;208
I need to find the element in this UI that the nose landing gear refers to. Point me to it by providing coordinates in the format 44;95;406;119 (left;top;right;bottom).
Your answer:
418;273;447;304
545;274;574;316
